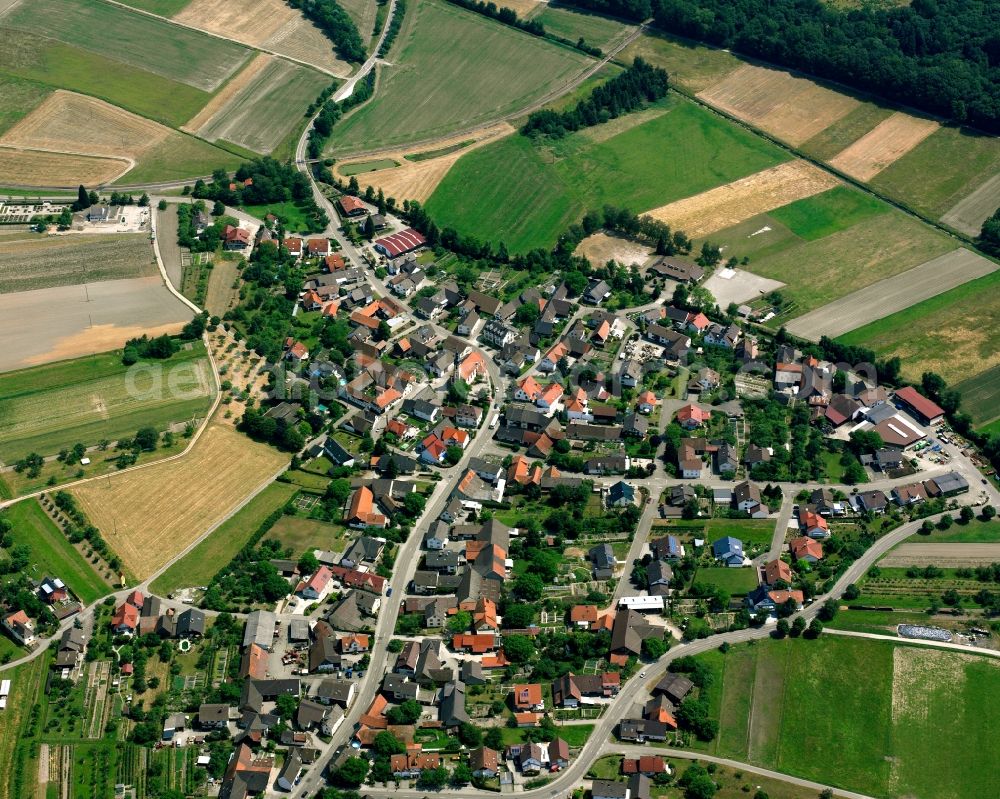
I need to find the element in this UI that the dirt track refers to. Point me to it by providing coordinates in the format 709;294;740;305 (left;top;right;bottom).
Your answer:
881;543;1000;567
786;247;995;340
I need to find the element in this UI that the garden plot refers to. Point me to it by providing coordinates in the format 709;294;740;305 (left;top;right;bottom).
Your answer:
195;58;330;153
829;111;940;181
696;63;859;145
644;160;838;238
787;247;995;340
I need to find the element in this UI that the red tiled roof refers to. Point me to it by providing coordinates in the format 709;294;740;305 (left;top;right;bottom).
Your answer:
895;386;944;420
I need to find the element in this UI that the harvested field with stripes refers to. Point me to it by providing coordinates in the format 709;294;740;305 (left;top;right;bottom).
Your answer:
786;247;994;340
0;147;126;186
644;160;838;238
880;543;1000;568
345;123;514;203
71;421;288;580
829;111;939;181
941;172;1000;236
696;63;859;145
182;53;274;132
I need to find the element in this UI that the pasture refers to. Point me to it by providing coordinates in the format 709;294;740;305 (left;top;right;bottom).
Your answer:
767;185;885;240
0;75;50;136
837;269;1000;383
426;98;790;252
0;29;211;128
149;480;297;595
264;515;349;558
786;247;996;340
112;132;242;184
71;421;289;581
0;344;214;463
954;366;1000;427
701;636;1000;799
326;0;594;154
0;147;126;187
708;207;955;321
530;5;632;51
0;277;191;373
0;233;156;294
828;111;939;181
196;59;329;154
697;63;860;146
871;125;1000;224
646;160;839;238
2;0;250;92
1;499;110;604
620;30;740;93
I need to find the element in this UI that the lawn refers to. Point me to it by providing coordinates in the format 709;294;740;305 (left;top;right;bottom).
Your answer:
500;723;594;746
326;0;593;154
149;480;297;595
837;268;1000;384
693;566;758;595
0;76;50;137
953;365;1000;427
240;201;319;233
711;207;955;320
0;345;215;463
426;97;790;252
1;499;110;604
700;636;1000;797
870;124;1000;219
531;6;630;51
3;0;250;93
703;518;774;547
918;518;1000;543
0;29;212;128
114;133;243;185
263;515;349;557
768;185;887;241
620;31;741;93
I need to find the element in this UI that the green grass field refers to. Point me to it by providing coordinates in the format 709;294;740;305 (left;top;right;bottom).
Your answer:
327;0;593;154
870;125;1000;219
340;158;400;175
917;518;1000;543
263;515;349;557
3;0;250;93
620;31;740;93
114;133;243;184
0;76;50;137
149;481;297;595
953;366;1000;427
198;60;330;155
693;566;758;594
837;269;1000;384
768;186;887;240
240;201;319;233
115;0;192;13
531;5;629;50
1;499;109;604
709;206;954;320
700;636;1000;798
426;97;789;252
0;345;215;463
0;29;211;127
799;101;894;161
703;518;776;547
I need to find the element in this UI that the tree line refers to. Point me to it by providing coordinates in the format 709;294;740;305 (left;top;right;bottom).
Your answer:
560;0;651;22
308;71;375;160
521;58;669;138
291;0;367;62
652;0;1000;132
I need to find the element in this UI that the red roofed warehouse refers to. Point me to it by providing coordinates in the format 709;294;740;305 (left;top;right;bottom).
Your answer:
374;228;427;258
894;386;945;425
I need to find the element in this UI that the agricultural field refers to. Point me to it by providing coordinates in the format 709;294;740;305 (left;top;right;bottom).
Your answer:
0;147;126;187
0;499;110;604
195;58;330;154
954;367;1000;429
0;343;215;463
339;0;378;43
620;30;740;93
878;542;1000;569
264;515;350;558
646;160;839;238
0;658;45;799
71;421;290;580
786;247;996;341
150;480;297;595
175;0;352;76
326;0;594;154
1;0;251;92
426;97;790;252
0;233;156;294
698;636;1000;798
530;5;632;51
115;132;242;186
837;269;1000;384
799;101;895;161
828;111;939;181
0;75;50;136
117;0;192;12
0;29;211;128
705;200;956;323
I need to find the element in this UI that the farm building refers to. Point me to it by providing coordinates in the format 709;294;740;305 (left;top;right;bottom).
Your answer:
893;386;945;425
338;195;368;217
374;228;427;258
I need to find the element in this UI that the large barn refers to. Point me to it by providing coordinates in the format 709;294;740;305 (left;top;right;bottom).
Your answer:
374;228;427;258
